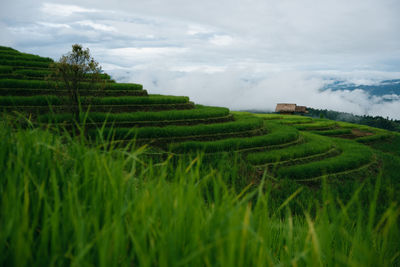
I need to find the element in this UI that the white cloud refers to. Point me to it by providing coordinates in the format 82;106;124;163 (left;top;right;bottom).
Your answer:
40;3;99;17
0;23;14;46
1;0;400;119
209;35;234;46
128;68;400;119
187;24;214;36
108;47;187;58
170;65;226;73
38;22;71;29
76;20;115;32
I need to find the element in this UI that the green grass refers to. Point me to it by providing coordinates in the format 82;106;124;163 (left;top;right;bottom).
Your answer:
0;88;148;97
0;95;63;106
0;73;26;80
310;128;352;136
356;132;392;143
0;95;188;106
0;54;53;62
169;122;299;153
280;118;314;124
90;95;189;105
0;59;51;68
0;79;142;90
89;115;263;140
293;121;337;130
0;66;13;74
12;69;55;78
275;138;374;179
0;122;399;266
1;47;399;266
0;47;52;60
10;69;112;80
247;132;333;165
369;134;400;157
251;113;307;121
38;105;230;122
0;46;17;51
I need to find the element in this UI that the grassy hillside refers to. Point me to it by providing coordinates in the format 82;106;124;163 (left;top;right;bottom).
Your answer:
1;120;399;266
1;46;399;266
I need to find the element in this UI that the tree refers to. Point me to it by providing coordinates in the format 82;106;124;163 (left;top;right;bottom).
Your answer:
52;44;103;121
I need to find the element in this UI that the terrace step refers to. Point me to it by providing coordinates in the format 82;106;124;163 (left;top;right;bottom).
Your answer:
41;114;234;129
310;129;352;136
159;134;304;156
294;156;378;184
281;120;313;125
0;88;148;97
246;132;333;164
270;139;374;180
9;66;54;71
257;147;341;171
293;122;338;131
169;123;300;154
90;115;263;140
1;102;196;113
231;135;304;154
134;127;267;147
0;76;112;82
0;50;52;60
0;79;143;91
0;60;51;68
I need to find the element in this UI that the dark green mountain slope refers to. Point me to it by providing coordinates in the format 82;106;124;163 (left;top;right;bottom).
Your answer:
1;45;399;185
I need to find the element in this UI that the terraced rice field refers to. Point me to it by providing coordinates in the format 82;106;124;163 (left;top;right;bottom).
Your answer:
0;46;394;184
242;113;389;182
0;46;286;157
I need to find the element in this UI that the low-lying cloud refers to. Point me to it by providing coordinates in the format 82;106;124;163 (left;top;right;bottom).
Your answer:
118;68;400;119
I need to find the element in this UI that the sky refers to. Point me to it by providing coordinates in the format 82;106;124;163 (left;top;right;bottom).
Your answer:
1;0;400;118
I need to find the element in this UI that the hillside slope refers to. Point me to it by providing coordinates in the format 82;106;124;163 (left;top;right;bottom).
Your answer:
1;45;399;184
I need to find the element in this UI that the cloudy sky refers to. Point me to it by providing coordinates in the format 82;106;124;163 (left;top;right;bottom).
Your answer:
1;0;400;118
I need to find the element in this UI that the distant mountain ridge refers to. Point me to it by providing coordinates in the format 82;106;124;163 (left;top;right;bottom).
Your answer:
323;79;400;97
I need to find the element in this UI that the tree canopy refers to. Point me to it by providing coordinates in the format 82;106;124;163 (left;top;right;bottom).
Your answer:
52;44;103;120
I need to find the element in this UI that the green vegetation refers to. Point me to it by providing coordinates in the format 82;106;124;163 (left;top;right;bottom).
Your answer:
12;69;111;80
1;46;400;266
51;44;104;121
0;88;148;97
306;107;400;132
0;79;142;90
0;46;17;51
170;122;299;153
281;118;313;124
369;134;400;157
0;53;53;62
356;132;392;143
276;139;373;180
247;132;333;165
0;123;399;266
38;105;229;122
293;120;337;130
0;95;63;106
310;128;352;136
90;95;189;105
0;95;189;106
90;115;263;140
0;66;13;74
0;59;51;68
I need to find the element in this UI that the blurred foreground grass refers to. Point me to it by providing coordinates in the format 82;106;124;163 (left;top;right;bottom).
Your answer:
0;121;399;266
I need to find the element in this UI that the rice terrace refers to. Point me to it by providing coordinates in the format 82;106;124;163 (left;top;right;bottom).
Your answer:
0;45;399;266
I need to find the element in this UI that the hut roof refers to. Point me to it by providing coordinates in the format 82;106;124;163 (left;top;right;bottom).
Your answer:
275;103;296;112
295;105;307;112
